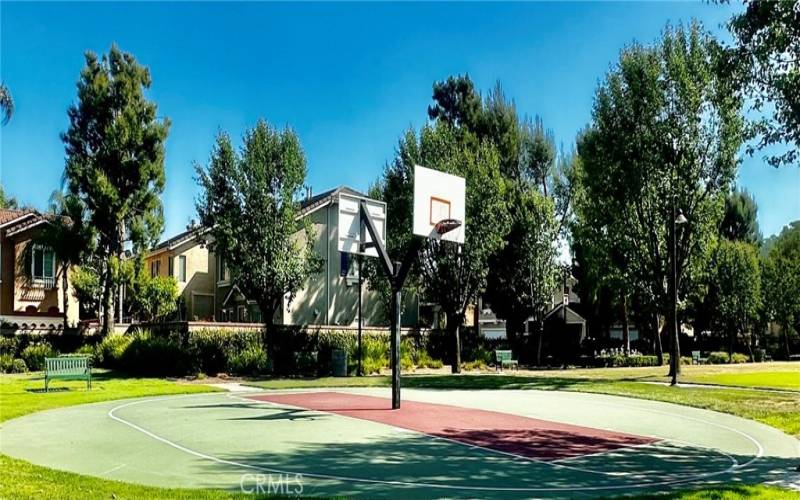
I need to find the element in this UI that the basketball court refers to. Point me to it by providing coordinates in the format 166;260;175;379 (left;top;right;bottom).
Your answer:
1;387;797;497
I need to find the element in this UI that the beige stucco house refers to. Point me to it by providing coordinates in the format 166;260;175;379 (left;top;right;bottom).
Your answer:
0;209;79;329
144;187;418;327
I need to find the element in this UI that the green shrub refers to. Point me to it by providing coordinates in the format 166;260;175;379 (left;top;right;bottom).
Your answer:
707;351;729;364
360;336;389;374
10;358;28;373
730;352;749;364
706;351;750;364
0;354;27;373
0;336;19;356
227;344;269;375
74;344;95;358
0;355;28;373
96;334;133;368
121;331;187;376
20;342;57;371
462;359;487;371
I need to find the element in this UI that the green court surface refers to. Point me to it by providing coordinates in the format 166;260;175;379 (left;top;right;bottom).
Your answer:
1;388;798;498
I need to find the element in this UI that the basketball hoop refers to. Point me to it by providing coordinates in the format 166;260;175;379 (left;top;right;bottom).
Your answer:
434;218;462;235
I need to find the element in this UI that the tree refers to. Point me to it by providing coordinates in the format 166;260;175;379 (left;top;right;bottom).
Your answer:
0;83;13;125
33;191;94;329
573;23;744;381
484;187;559;352
61;45;170;335
375;123;509;372
720;188;762;245
761;221;800;358
127;265;179;322
426;76;568;362
708;240;762;360
196;121;318;342
726;1;800;167
71;266;101;318
0;185;18;209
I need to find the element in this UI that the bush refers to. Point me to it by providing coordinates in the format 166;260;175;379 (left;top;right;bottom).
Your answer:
96;334;133;368
706;351;750;364
227;343;269;375
360;336;389;375
121;331;187;376
0;336;19;357
20;342;57;371
730;352;749;364
0;354;27;373
593;353;692;368
462;359;487;371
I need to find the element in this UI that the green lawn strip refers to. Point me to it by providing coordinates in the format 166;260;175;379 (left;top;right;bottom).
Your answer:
627;483;800;499
246;373;800;438
0;370;217;423
0;454;282;500
682;371;800;391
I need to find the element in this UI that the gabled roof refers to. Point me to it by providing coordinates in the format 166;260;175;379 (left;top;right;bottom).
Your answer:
151;226;206;251
0;209;54;237
543;303;586;324
148;185;368;256
0;209;35;228
298;186;367;217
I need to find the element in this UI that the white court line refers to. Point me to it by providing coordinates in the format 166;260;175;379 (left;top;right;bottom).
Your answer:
105;392;764;492
100;463;126;475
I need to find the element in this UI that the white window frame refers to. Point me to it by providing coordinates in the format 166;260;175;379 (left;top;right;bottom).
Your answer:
178;255;187;282
31;244;56;283
217;256;231;285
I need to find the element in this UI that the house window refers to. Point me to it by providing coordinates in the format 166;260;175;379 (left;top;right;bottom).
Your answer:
31;245;55;283
217;256;231;283
168;256;174;277
150;260;160;278
178;255;187;282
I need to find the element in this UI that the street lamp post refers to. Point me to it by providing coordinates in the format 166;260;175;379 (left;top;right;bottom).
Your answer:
670;197;687;386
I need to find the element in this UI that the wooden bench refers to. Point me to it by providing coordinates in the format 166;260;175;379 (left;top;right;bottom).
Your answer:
495;350;518;371
45;356;91;392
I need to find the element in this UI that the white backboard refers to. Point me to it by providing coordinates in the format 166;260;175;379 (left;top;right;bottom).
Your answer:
337;193;387;258
413;165;466;243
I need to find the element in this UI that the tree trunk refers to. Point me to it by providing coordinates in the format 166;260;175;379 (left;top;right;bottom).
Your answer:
61;265;70;331
101;258;114;336
653;313;664;365
536;322;544;367
447;312;462;374
784;323;792;360
728;327;735;362
621;293;630;355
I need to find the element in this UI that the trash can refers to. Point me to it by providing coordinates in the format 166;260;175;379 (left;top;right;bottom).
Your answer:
331;349;348;377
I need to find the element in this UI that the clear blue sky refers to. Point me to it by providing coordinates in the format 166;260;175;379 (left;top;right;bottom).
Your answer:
1;2;797;242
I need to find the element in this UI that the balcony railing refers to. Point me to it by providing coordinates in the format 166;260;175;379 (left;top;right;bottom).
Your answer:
34;276;57;290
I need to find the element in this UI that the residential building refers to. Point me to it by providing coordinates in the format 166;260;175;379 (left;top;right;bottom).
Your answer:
0;209;79;329
144;186;418;327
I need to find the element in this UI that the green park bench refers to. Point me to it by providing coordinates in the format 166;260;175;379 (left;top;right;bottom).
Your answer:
45;356;91;392
494;350;519;371
691;351;707;365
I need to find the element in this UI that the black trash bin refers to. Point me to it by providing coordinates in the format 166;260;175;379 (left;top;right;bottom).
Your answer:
331;349;348;377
